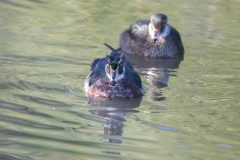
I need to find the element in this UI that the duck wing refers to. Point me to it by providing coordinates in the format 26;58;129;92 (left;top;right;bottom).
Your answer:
87;58;107;86
125;67;143;91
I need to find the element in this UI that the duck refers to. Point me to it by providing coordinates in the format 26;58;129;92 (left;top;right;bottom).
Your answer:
84;43;144;98
119;13;184;58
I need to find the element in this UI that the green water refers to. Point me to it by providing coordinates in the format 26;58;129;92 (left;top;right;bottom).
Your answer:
0;0;240;160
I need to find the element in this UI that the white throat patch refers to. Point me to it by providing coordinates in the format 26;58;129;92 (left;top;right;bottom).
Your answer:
105;64;125;82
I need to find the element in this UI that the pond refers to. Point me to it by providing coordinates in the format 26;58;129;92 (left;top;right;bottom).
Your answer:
0;0;240;160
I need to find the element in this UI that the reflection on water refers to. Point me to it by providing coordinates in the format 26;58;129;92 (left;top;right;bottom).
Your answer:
1;0;240;160
89;98;141;144
126;54;182;101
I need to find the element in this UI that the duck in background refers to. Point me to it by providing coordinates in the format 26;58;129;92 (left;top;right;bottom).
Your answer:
119;13;184;58
84;44;144;98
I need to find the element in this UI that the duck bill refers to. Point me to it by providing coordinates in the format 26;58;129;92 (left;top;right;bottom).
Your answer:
105;63;120;86
149;27;161;43
109;68;118;86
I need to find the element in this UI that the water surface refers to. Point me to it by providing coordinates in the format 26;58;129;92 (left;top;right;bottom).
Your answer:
0;0;240;160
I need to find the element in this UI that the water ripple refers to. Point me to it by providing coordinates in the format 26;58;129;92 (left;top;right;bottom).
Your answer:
0;55;83;66
0;153;33;160
27;0;47;4
0;115;64;130
0;0;31;9
18;95;69;107
141;121;177;132
0;100;53;118
0;128;102;148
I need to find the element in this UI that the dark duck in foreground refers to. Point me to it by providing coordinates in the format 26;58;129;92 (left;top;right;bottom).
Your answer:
84;44;144;98
119;13;184;58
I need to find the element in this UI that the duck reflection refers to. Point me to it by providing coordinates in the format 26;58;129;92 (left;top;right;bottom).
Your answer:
125;54;183;101
89;97;141;144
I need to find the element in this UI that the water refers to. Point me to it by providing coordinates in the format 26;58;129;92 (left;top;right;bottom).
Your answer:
0;0;240;160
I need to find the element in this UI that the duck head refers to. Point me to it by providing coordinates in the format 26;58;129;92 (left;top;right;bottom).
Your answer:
104;43;125;86
149;13;170;43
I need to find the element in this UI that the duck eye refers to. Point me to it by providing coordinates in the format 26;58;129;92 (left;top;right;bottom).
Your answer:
110;63;118;71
